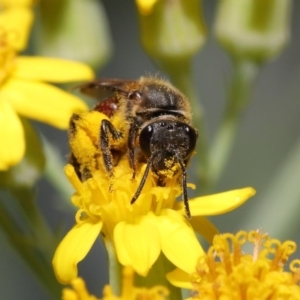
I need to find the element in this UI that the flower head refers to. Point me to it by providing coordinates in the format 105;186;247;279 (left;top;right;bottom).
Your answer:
168;230;300;299
53;110;255;284
62;267;169;300
0;5;94;170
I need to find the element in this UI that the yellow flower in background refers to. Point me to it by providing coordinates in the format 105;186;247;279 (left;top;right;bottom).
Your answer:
63;277;98;300
0;6;33;50
0;0;34;8
62;267;169;300
0;4;94;170
168;230;300;299
135;0;158;15
53;110;255;284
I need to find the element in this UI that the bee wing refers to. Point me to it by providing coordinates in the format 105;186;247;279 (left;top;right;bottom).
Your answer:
73;78;138;101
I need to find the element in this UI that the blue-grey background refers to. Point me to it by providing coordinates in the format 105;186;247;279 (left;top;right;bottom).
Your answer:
1;0;300;299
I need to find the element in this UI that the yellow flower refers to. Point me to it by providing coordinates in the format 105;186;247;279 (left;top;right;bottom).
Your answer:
135;0;159;15
0;0;34;8
0;6;94;170
62;277;98;300
0;6;33;50
168;230;300;299
53;110;255;284
62;267;169;300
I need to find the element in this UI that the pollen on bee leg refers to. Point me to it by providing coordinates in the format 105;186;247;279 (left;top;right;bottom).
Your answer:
108;177;116;193
130;175;137;183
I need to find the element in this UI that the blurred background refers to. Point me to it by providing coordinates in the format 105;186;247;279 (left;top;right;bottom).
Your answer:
1;0;300;298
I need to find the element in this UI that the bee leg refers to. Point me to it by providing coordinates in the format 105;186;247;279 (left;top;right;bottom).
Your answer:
69;113;80;136
68;114;81;179
177;158;191;219
128;122;139;179
100;119;123;181
131;154;154;204
69;114;93;181
69;152;92;181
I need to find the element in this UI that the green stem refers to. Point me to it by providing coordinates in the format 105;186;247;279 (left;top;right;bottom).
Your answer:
11;187;56;258
209;59;259;187
134;253;183;300
0;195;61;298
10;187;61;292
163;58;210;194
42;137;74;207
103;237;123;295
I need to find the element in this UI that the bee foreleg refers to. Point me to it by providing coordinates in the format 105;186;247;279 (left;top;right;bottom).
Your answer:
176;157;191;219
100;119;122;178
131;154;154;204
128;122;139;179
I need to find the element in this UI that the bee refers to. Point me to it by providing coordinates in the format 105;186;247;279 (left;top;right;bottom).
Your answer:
69;76;198;218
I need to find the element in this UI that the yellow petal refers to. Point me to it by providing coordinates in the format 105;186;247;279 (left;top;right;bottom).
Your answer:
114;214;161;276
0;7;33;50
0;0;34;7
166;268;193;289
52;220;102;284
14;57;95;82
189;216;219;244
174;187;256;216
1;78;88;129
0;99;24;170
156;209;204;274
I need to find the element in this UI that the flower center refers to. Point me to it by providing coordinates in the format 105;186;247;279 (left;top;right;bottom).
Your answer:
66;157;183;238
191;230;300;299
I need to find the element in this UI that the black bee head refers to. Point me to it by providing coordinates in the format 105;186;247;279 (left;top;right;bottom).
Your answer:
139;120;198;174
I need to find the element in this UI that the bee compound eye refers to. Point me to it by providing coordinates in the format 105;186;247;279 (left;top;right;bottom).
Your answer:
185;125;198;154
139;125;153;158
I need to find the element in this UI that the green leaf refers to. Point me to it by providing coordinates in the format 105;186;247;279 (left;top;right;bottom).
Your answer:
0;118;45;189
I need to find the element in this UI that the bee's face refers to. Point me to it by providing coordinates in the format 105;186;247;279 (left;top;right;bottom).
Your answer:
139;120;198;173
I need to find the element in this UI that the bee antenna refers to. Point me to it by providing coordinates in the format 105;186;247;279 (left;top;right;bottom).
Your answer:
175;155;191;219
130;154;155;205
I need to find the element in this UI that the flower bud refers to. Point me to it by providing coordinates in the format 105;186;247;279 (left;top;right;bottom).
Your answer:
214;0;292;63
33;0;112;69
136;0;206;69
